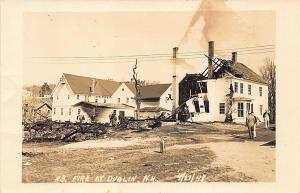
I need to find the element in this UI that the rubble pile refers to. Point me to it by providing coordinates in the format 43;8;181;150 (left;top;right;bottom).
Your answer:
23;120;109;142
23;118;165;143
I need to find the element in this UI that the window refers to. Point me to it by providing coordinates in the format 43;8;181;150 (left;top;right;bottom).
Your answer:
69;108;71;116
260;105;263;115
204;100;210;113
95;99;98;103
219;103;225;114
198;82;208;93
251;104;254;113
246;103;251;113
117;98;121;103
259;87;262;96
234;82;238;93
57;96;59;100
193;100;200;113
240;83;244;94
68;95;70;100
248;85;251;95
122;88;124;91
61;108;63;116
53;108;56;115
104;99;106;103
78;108;81;115
126;97;129;104
238;102;244;117
77;95;80;100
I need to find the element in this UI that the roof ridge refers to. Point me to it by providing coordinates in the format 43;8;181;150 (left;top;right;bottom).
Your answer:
63;73;119;83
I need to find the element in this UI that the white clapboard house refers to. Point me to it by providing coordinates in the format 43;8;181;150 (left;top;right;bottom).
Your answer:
51;73;136;123
138;84;173;118
51;73;173;123
179;46;268;123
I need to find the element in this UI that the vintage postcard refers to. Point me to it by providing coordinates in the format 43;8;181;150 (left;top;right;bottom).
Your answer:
1;0;300;193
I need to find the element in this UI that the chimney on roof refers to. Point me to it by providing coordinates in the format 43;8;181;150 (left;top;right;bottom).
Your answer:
90;79;95;93
232;52;237;64
172;47;179;116
208;41;214;78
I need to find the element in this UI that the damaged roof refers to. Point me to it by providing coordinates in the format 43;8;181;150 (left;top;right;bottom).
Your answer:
63;73;120;97
199;58;267;85
179;73;207;83
225;61;267;84
140;84;171;99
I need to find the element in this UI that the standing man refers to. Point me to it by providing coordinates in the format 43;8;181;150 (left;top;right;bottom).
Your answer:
263;110;270;128
246;112;256;139
253;113;261;139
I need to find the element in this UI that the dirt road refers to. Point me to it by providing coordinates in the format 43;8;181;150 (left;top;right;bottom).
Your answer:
22;122;275;182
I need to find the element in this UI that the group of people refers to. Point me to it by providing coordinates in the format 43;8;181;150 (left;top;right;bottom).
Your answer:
246;110;270;139
109;112;118;127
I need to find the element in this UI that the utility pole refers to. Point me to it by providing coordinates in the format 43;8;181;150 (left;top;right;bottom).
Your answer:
133;59;141;120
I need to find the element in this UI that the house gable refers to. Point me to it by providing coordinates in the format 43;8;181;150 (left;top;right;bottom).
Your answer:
111;82;136;106
63;73;120;97
140;84;172;100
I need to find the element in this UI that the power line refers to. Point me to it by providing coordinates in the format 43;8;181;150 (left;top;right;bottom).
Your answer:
25;56;208;64
27;44;275;60
25;45;275;65
24;49;275;65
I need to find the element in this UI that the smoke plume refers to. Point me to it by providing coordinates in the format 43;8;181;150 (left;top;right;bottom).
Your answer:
173;58;195;70
179;0;275;52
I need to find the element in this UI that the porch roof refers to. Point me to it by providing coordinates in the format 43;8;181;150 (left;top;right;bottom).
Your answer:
232;97;254;101
73;101;135;109
140;107;171;112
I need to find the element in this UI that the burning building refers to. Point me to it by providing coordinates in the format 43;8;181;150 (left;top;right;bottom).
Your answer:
178;41;268;123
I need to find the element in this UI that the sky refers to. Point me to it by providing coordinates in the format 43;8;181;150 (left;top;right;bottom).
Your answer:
23;0;275;86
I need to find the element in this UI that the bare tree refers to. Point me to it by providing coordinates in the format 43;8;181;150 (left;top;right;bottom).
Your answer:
225;83;234;123
132;59;141;119
260;57;276;123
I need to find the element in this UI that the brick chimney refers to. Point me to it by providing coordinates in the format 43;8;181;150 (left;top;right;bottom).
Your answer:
90;79;95;93
232;52;237;64
172;47;179;114
208;41;214;78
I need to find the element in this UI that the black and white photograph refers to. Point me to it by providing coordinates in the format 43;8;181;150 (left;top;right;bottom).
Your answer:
1;0;300;192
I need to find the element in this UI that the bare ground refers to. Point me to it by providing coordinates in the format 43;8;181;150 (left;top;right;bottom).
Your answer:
22;122;275;183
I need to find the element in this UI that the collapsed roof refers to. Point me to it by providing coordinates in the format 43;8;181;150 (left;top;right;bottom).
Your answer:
181;58;267;85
